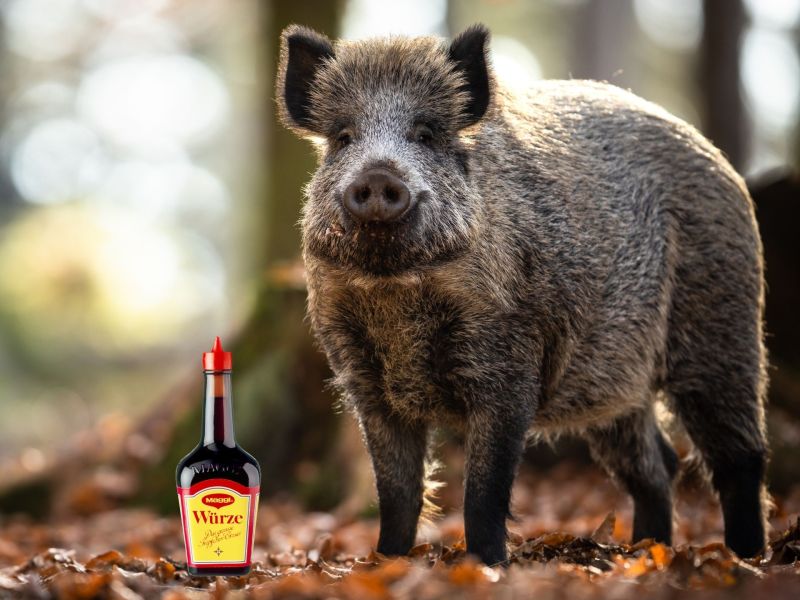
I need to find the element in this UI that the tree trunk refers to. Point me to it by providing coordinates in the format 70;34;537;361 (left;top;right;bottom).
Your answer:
262;0;342;264
699;0;749;171
572;0;638;87
135;0;347;513
0;0;346;518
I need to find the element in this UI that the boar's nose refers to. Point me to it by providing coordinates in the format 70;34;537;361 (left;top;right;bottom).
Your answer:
343;168;412;223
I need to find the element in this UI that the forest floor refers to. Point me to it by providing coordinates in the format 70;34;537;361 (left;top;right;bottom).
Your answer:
1;463;799;599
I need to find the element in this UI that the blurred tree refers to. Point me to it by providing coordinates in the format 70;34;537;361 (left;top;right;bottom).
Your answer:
750;171;800;494
0;20;17;217
0;0;348;517
796;28;800;174
138;0;348;512
699;0;749;170
263;1;340;263
572;0;637;87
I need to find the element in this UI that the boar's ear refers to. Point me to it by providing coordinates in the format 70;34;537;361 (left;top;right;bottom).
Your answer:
448;24;491;127
277;25;334;133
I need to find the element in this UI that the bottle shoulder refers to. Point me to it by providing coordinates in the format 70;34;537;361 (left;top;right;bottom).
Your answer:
176;444;260;489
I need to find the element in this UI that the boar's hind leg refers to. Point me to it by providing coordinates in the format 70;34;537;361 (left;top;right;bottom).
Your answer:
463;408;530;566
665;282;768;558
360;408;428;557
664;210;769;557
585;407;677;545
667;378;767;558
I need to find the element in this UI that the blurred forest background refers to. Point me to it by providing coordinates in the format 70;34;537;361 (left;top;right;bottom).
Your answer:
0;0;799;525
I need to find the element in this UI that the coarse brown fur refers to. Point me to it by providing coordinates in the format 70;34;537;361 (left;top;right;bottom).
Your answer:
276;24;770;565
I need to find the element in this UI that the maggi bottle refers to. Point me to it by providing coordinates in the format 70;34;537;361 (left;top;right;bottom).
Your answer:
176;337;261;576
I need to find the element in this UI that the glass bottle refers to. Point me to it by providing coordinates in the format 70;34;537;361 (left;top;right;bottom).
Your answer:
176;337;261;576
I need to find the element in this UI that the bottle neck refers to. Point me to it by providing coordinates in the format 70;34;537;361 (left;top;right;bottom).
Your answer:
202;371;235;448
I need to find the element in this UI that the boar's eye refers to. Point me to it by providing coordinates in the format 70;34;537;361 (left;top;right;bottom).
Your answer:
334;129;353;148
412;123;434;147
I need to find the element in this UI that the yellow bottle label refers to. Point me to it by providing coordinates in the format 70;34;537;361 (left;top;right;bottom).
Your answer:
178;479;259;568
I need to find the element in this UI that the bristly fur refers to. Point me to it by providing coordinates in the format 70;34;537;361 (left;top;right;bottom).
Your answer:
276;23;770;565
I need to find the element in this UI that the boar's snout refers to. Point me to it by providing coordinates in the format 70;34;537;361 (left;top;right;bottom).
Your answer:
343;168;413;224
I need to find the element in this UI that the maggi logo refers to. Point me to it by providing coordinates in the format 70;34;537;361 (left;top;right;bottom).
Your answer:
202;493;235;509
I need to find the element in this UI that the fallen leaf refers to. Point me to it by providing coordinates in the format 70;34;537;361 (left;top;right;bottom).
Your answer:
591;512;616;544
448;560;491;586
622;555;650;578
649;543;671;569
408;543;434;558
85;550;124;570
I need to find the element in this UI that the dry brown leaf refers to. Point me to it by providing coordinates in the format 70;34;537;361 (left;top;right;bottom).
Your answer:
649;543;671;569
315;532;335;561
622;555;650;578
408;542;434;558
0;462;798;599
336;570;391;600
150;558;176;582
591;512;616;544
371;558;410;582
85;550;125;570
50;571;112;600
268;572;320;596
448;560;491;586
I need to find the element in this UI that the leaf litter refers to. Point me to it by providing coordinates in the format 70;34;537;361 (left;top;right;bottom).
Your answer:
1;467;799;599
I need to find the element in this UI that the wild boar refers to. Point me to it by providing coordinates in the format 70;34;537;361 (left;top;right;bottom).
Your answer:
276;24;769;564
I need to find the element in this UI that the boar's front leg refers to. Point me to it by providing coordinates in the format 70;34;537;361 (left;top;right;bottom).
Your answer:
463;404;532;565
359;407;428;556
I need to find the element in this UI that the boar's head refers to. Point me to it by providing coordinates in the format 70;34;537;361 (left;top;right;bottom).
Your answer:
276;24;493;276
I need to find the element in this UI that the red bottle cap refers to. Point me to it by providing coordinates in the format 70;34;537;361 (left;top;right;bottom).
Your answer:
203;336;232;371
